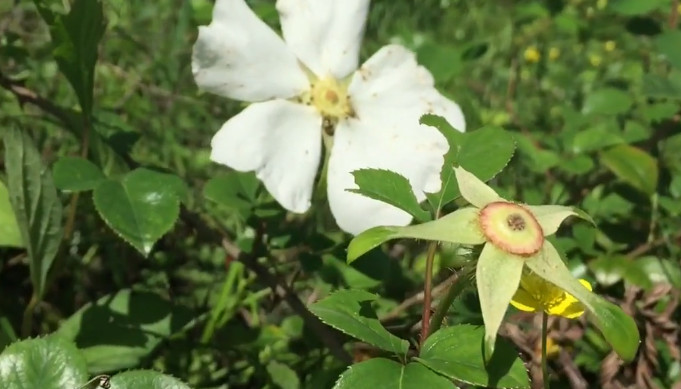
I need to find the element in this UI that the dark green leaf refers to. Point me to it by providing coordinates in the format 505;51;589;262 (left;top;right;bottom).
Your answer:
3;127;63;298
417;325;529;388
0;335;88;389
641;74;681;100
350;169;431;222
655;30;681;69
334;358;457;389
582;88;633;115
53;156;106;192
57;289;194;374
600;144;658;195
93;168;186;256
109;370;191;389
309;290;409;356
34;0;105;113
0;180;23;247
203;172;259;212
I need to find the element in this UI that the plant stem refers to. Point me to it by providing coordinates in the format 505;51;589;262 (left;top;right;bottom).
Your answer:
541;311;550;389
429;269;472;335
21;293;39;337
419;242;438;347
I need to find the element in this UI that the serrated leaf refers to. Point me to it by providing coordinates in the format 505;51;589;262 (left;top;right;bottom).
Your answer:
416;325;529;388
309;290;409;356
3;127;63;298
93;168;186;256
600;144;658;195
53;156;106;192
334;358;457;389
57;289;194;374
583;88;633;115
421;119;515;209
350;169;431;222
109;370;191;389
34;0;105;114
0;335;88;389
0;180;23;247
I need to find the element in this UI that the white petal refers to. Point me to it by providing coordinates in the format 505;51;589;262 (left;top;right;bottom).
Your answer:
349;44;466;133
277;0;369;78
192;0;309;102
327;114;448;235
211;100;322;213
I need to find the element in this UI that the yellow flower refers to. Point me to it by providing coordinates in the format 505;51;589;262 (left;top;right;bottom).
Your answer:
604;40;616;52
596;0;608;10
524;47;541;63
548;47;560;60
589;54;602;67
511;272;592;318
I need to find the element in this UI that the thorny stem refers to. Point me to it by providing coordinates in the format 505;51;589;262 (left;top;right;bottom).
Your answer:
541;311;550;389
429;268;473;335
419;242;438;347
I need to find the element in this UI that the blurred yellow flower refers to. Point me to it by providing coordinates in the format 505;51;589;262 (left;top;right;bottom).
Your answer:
511;272;592;318
548;47;560;60
589;54;602;67
604;40;616;52
524;47;541;63
596;0;608;10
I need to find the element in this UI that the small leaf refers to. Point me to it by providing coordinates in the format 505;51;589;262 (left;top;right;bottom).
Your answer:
53;156;106;192
3;127;63;299
0;335;88;389
600;144;658;195
417;325;530;388
308;290;409;356
334;358;457;389
583;88;633;115
350;169;432;222
624;256;681;290
588;256;629;286
0;180;23;247
93;168;186;256
571;124;623;153
203;172;259;212
607;0;665;15
642;73;681;100
34;0;105;114
56;289;194;374
109;370;191;389
267;361;300;389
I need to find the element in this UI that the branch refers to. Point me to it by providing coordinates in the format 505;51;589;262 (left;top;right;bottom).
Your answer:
0;70;76;126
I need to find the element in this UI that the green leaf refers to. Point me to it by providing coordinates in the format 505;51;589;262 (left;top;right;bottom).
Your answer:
350;169;431;222
417;325;530;388
642;73;681;99
109;370;191;389
34;0;105;114
347;208;484;263
0;180;23;247
334;358;457;389
421;117;515;209
571;123;623;153
57;289;194;374
308;289;409;356
607;0;665;15
582;88;633;115
624;256;681;290
3;127;63;299
600;144;658;195
53;156;106;192
655;30;681;68
267;361;300;389
203;172;259;213
417;42;463;83
0;335;88;389
526;242;640;361
588;256;629;286
93;168;186;256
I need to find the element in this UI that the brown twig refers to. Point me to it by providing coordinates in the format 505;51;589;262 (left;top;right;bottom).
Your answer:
380;272;459;322
418;242;438;347
625;230;681;259
0;70;75;126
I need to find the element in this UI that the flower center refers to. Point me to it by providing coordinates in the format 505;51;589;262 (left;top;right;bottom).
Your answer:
306;77;353;119
479;201;544;256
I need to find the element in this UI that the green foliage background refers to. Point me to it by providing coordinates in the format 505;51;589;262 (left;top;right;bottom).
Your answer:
1;0;680;388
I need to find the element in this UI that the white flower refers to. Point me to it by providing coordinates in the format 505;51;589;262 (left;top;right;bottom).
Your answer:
192;0;466;235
